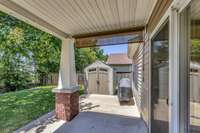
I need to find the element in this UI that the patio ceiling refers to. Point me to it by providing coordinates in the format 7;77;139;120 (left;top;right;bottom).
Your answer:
0;0;157;46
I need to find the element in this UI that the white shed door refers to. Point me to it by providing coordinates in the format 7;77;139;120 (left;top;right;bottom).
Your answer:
88;67;109;95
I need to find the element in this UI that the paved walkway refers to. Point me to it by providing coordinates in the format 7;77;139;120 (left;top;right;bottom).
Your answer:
19;94;147;133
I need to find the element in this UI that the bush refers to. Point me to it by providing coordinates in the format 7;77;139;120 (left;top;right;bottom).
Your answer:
0;61;31;91
79;84;85;95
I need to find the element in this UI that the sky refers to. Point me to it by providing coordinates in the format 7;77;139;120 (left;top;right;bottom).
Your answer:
100;44;128;55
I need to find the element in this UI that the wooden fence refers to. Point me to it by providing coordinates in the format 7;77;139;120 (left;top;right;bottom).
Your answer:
43;73;85;85
40;73;85;86
46;73;59;85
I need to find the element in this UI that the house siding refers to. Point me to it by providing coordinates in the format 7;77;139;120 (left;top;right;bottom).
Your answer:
136;0;172;127
147;0;173;33
142;39;150;126
111;65;132;73
132;45;142;113
132;41;150;126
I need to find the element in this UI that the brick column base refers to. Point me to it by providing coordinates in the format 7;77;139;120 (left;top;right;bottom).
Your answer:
54;90;79;121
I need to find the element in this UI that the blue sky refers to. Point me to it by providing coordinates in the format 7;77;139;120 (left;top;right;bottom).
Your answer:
100;44;128;55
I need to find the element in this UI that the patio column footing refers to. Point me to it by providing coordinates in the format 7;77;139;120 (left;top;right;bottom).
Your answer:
53;88;79;121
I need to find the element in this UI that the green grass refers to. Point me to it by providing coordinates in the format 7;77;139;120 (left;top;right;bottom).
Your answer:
0;85;84;133
0;86;55;133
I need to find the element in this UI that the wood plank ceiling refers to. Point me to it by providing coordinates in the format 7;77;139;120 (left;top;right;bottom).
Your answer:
10;0;157;38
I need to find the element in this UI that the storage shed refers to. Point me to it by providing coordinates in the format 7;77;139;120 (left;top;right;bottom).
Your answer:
84;61;113;95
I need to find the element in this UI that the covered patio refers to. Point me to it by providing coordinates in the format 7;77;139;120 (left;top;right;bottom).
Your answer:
1;0;189;133
0;0;155;123
2;0;200;132
19;94;146;133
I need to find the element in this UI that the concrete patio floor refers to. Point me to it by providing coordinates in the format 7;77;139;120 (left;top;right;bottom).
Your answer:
20;94;147;133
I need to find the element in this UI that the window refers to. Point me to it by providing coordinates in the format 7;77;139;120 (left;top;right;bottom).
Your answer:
180;1;200;132
99;68;108;72
89;68;96;72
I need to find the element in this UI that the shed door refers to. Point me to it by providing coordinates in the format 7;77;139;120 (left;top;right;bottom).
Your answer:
88;67;109;95
98;68;109;95
88;68;98;94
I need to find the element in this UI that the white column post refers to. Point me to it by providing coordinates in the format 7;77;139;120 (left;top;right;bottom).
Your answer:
53;38;79;121
54;38;79;92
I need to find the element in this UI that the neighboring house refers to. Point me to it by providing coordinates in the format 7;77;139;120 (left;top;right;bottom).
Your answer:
106;53;132;92
106;53;132;73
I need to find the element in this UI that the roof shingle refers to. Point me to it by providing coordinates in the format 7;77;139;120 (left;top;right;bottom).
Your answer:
106;53;132;65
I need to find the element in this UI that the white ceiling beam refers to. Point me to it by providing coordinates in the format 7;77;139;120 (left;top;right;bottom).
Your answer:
0;0;70;39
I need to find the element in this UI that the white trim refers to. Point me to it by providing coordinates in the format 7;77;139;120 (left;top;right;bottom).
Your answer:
148;1;191;133
145;0;158;25
172;0;191;13
179;5;190;133
150;10;170;39
52;87;79;93
148;5;170;133
148;32;152;133
169;8;180;133
149;0;191;39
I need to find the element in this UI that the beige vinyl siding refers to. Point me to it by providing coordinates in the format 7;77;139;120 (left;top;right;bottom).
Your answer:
147;0;172;33
142;40;150;126
133;44;144;113
132;41;150;126
130;0;172;129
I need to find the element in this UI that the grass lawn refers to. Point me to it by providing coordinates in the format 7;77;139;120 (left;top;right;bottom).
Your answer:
0;85;84;133
0;86;55;133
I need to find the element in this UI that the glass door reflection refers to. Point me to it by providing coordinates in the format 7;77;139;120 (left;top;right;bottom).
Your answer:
151;21;169;133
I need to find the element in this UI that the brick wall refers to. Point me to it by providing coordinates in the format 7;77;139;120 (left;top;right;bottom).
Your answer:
55;91;79;121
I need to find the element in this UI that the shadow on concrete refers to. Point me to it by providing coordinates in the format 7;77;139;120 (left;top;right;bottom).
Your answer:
53;112;147;133
80;101;100;111
35;116;58;133
80;95;100;111
119;99;135;106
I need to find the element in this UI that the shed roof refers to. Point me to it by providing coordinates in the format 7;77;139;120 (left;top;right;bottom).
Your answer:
106;53;132;65
85;60;112;71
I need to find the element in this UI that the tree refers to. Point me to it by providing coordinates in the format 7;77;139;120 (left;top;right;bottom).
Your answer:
75;47;107;72
0;26;32;91
0;10;107;91
0;11;61;91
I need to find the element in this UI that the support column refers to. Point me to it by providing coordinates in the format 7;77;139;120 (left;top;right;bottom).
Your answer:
53;38;79;121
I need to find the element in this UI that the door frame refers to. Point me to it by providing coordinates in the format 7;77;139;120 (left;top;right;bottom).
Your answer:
179;6;190;133
149;5;170;132
149;17;170;133
148;2;180;133
148;0;192;133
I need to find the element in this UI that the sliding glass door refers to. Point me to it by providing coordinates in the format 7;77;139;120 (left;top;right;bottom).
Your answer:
179;1;200;132
189;1;200;132
151;21;169;133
